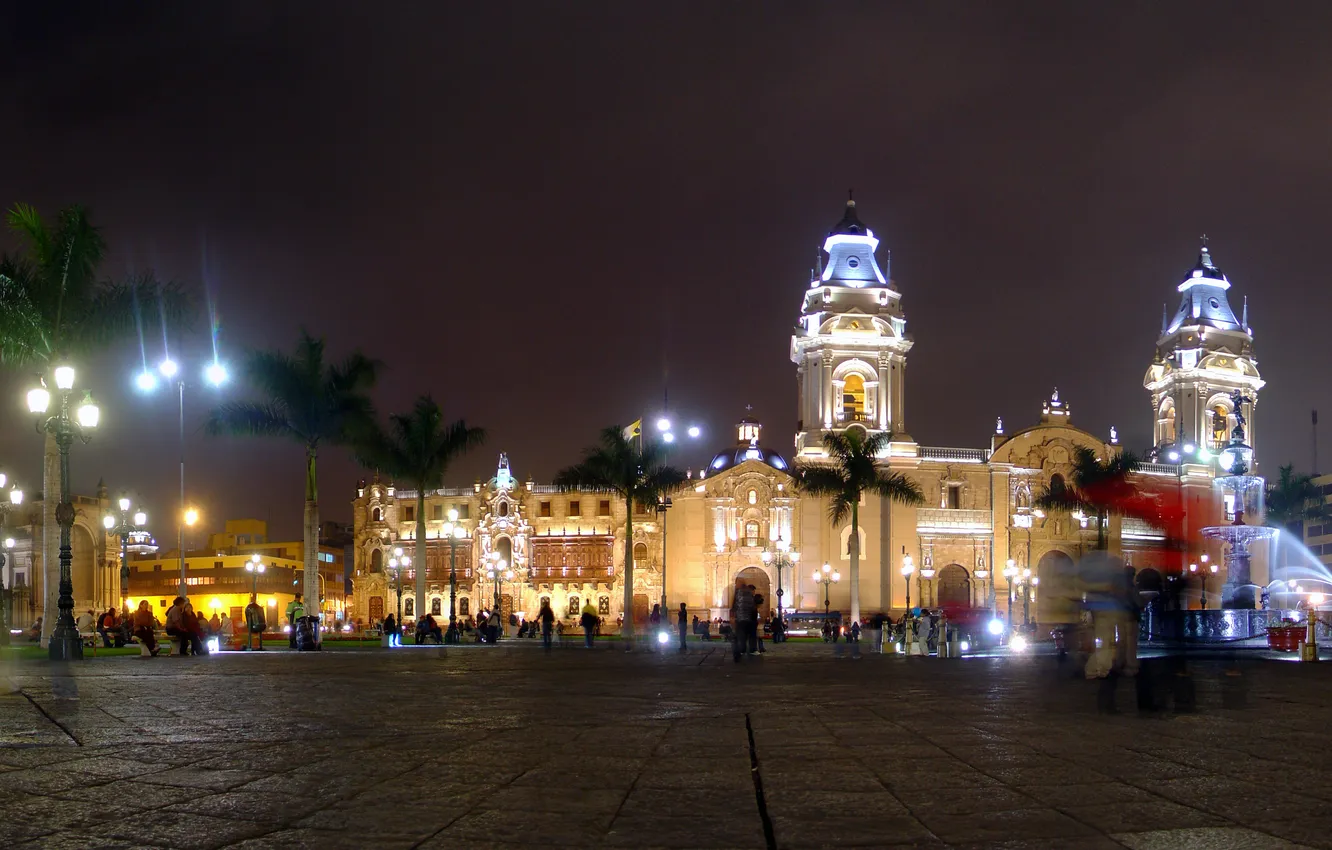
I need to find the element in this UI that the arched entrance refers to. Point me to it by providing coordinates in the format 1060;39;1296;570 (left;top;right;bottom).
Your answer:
733;567;772;618
1036;550;1076;624
937;564;971;610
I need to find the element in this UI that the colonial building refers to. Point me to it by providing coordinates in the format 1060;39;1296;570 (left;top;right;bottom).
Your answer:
349;200;1266;629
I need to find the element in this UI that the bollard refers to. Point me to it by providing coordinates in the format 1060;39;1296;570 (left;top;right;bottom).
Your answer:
1301;613;1319;662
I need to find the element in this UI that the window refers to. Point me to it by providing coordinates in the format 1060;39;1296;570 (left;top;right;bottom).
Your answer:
237;534;249;545
540;501;551;518
1159;402;1176;445
13;570;26;587
214;560;224;569
947;485;961;510
430;598;441;616
568;596;580;617
455;504;470;520
744;521;760;547
1211;405;1230;448
1049;473;1066;494
370;549;383;573
372;507;383;522
635;501;649;515
842;374;866;420
599;596;610;615
569;500;581;517
499;501;509;517
598;500;611;516
748;489;757;505
432;504;443;521
404;598;414;616
460;598;470;616
404;506;415;523
633;542;648;565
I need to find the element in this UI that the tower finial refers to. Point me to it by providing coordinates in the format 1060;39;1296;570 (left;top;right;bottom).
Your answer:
814;246;823;277
1242;294;1248;328
1200;232;1209;249
847;188;855;207
1161;302;1168;334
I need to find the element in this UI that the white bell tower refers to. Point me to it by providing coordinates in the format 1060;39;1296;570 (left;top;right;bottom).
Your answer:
790;196;913;457
1143;241;1263;466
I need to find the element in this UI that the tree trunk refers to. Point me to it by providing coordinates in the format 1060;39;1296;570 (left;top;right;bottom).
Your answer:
1096;510;1107;550
414;489;426;623
41;431;59;648
622;495;634;643
304;449;320;639
850;497;861;624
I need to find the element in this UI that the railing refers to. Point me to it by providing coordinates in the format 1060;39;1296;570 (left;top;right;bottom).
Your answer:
1121;516;1165;541
392;487;475;499
1137;463;1180;477
916;508;992;533
918;446;989;463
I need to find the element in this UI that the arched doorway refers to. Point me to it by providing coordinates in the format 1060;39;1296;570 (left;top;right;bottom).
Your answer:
733;567;772;618
1036;550;1076;624
937;564;971;610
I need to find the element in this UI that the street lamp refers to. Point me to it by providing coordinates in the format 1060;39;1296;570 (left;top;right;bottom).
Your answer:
656;497;674;623
485;553;508;637
442;510;467;643
760;541;800;626
1189;553;1218;609
0;475;23;648
814;563;840;622
135;354;227;600
1003;559;1019;627
388;546;410;629
27;366;100;660
103;494;147;615
901;551;915;612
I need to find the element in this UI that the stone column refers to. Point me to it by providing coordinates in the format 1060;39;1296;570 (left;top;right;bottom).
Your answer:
1222;545;1255;609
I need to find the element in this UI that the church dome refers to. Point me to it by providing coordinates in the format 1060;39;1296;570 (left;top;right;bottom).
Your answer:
705;414;789;474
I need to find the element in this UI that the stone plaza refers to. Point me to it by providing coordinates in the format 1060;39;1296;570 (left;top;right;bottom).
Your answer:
3;644;1332;849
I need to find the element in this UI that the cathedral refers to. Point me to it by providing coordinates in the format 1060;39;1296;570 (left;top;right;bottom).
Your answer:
349;199;1266;629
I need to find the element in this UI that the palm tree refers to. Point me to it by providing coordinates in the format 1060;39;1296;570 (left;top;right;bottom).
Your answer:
0;203;193;645
353;396;484;627
206;333;379;619
1265;464;1326;536
1034;446;1141;550
554;427;687;643
797;431;925;624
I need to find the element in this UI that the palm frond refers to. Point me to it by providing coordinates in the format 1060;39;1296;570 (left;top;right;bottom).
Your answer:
204;401;296;439
871;471;924;505
797;466;848;497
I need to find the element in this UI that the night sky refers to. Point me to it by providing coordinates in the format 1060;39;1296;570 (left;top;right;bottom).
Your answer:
2;3;1330;540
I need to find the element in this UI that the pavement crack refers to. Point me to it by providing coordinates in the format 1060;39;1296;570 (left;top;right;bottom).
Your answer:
18;689;82;746
744;712;777;850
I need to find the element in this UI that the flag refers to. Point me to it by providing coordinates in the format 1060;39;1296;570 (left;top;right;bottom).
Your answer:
622;419;642;440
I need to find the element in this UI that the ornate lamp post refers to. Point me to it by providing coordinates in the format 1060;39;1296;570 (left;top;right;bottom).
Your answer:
244;553;266;598
1003;559;1019;628
388;547;410;627
27;366;100;660
760;541;800;626
442;510;467;643
103;494;147;614
814;563;840;621
656;496;673;623
1188;553;1217;609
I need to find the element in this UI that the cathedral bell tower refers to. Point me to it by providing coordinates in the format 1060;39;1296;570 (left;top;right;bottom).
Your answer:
1144;242;1263;467
790;197;913;457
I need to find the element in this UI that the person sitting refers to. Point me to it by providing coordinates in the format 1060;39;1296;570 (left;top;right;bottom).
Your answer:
420;614;444;644
132;600;160;657
26;616;43;643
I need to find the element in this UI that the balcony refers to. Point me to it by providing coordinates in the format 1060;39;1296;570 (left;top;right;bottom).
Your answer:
916;508;992;535
1137;463;1180;477
919;446;989;463
1121;517;1166;541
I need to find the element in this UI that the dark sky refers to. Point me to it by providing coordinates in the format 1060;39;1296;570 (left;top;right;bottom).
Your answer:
2;3;1330;540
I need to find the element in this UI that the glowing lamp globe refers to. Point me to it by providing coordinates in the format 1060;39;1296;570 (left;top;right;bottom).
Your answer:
27;385;50;414
76;394;100;428
53;364;75;390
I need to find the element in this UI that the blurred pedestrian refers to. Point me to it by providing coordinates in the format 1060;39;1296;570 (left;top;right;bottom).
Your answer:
218;611;232;649
164;597;187;653
580;600;598;648
208;612;222;638
181;601;206;656
1118;565;1142;677
286;593;306;649
245;593;267;650
538;599;556;651
487;609;501;644
97;607;116;648
731;583;757;662
677;602;688;653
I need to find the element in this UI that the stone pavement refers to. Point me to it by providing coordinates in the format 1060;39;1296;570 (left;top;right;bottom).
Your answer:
4;642;1332;849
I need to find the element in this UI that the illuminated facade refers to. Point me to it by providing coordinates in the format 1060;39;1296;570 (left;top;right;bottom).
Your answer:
349;201;1262;627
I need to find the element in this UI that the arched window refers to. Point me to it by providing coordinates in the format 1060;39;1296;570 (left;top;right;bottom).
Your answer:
459;598;470;616
633;542;647;565
430;598;441;616
404;597;414;617
843;374;866;420
372;507;383;522
1049;473;1066;495
1159;401;1176;445
568;596;580;617
496;537;513;566
599;596;610;615
499;501;509;517
839;525;866;559
748;489;758;505
744;521;760;547
370;548;383;574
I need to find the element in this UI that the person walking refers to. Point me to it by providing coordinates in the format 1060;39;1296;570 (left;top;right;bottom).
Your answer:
285;593;306;649
849;619;862;659
244;593;267;651
580;600;599;649
1117;565;1142;678
731;583;757;663
538;599;556;651
218;611;232;650
132;600;160;656
383;612;399;647
677;602;688;653
487;609;501;644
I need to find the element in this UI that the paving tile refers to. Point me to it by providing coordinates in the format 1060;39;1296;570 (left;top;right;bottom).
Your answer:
1111;826;1303;849
1058;799;1227;832
914;807;1101;844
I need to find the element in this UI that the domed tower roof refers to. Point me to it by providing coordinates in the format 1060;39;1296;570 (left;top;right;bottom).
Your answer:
1166;243;1242;334
818;195;888;287
704;411;789;474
